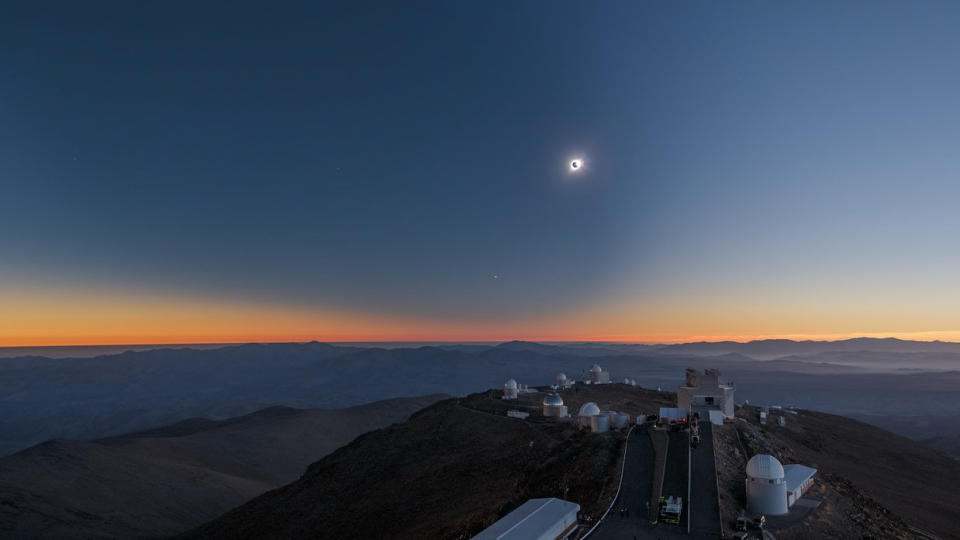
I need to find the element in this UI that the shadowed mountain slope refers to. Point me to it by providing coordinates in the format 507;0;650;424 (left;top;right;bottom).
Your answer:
0;394;447;539
921;434;960;460
179;384;675;540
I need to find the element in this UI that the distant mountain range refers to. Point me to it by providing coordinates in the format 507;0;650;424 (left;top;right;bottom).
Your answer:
5;336;960;360
2;339;960;456
0;394;447;539
488;337;960;358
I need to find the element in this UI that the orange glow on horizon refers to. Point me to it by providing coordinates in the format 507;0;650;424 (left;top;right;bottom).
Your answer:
4;280;960;347
5;331;960;348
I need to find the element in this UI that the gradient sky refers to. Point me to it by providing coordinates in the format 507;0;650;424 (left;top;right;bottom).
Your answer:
3;1;960;345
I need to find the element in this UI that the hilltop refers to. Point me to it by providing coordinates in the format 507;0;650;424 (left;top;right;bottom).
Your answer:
180;383;960;540
0;394;447;539
178;384;675;540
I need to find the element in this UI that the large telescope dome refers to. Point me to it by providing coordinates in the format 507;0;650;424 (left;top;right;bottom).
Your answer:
579;402;600;416
543;394;564;407
746;454;785;480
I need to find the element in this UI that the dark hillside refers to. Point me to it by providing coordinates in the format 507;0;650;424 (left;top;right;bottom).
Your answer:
180;384;675;540
184;385;960;540
730;405;960;539
0;395;446;539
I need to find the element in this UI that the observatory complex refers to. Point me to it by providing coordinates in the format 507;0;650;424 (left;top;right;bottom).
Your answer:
480;367;826;537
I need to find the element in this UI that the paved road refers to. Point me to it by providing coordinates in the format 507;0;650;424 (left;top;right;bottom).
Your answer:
589;425;655;539
591;426;690;540
690;422;723;538
660;429;689;534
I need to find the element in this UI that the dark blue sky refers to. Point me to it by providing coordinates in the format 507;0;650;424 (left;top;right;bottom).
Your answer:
3;1;960;343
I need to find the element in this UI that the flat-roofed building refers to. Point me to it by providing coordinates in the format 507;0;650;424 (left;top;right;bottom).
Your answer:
472;498;580;540
784;464;817;507
677;368;735;418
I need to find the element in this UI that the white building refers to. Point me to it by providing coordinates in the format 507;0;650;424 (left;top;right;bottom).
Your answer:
677;368;735;418
784;464;817;507
472;498;580;540
612;412;630;429
589;364;610;384
555;373;571;389
746;454;788;516
590;414;610;433
503;379;518;400
542;394;568;418
578;402;600;428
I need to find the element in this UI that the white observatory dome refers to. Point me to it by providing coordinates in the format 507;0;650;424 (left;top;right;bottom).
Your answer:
556;372;567;383
504;379;518;389
746;454;785;480
543;394;564;407
590;364;602;373
579;402;601;416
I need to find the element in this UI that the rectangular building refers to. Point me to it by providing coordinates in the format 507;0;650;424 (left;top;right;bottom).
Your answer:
677;368;735;418
472;498;580;540
783;464;817;507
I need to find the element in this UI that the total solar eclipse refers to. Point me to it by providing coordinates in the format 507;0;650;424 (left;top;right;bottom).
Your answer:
570;159;582;171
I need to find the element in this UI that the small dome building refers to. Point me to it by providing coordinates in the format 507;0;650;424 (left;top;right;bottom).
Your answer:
578;402;600;427
503;379;518;400
746;454;788;516
555;372;569;388
589;364;610;384
542;394;568;418
579;402;600;416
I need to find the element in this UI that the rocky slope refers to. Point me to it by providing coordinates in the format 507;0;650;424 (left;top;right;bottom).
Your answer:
715;405;960;539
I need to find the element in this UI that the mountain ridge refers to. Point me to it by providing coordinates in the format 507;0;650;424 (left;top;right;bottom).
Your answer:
0;394;449;539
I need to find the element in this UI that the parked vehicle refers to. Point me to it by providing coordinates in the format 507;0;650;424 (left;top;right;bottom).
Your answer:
658;496;683;524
